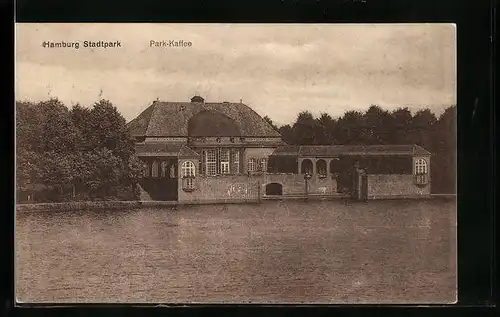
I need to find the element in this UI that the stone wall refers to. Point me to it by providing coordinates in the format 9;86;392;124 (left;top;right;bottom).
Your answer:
177;173;338;204
367;174;431;199
178;175;260;204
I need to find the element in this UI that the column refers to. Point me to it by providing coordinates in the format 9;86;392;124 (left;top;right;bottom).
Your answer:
326;158;332;175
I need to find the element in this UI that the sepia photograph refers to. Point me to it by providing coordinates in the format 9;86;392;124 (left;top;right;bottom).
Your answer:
15;23;457;304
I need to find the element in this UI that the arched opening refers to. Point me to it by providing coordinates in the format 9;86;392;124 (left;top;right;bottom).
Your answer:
316;159;327;176
151;161;159;178
265;183;283;195
301;159;313;174
329;159;341;174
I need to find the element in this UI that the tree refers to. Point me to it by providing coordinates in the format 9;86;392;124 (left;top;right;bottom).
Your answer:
87;99;135;160
317;113;337;144
430;105;457;193
337;110;366;144
37;98;79;153
292;111;320;145
16;99;140;202
278;124;294;145
263;115;280;132
408;109;437;148
391;107;413;144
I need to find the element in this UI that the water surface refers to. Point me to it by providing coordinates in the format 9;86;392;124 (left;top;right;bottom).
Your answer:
16;199;457;304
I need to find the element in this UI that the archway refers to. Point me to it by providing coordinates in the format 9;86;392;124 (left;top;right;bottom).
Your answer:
329;159;341;174
301;159;313;174
316;159;327;175
265;183;283;195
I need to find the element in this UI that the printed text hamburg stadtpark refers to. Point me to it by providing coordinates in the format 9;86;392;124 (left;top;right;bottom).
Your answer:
39;40;194;49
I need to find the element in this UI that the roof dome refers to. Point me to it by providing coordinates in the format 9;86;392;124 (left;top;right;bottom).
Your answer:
190;95;205;103
188;110;241;137
127;99;281;138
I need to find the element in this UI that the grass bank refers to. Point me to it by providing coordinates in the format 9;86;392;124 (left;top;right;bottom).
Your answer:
16;201;177;212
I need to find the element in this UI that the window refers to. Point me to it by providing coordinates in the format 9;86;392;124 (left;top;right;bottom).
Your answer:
151;161;159;178
414;158;428;185
219;149;230;174
181;161;196;178
181;161;196;191
206;149;217;176
259;158;267;173
232;150;240;174
143;162;150;178
182;177;195;191
248;158;256;172
415;158;428;174
170;164;177;178
161;161;168;178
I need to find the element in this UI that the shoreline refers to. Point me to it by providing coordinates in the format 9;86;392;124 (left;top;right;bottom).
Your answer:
15;194;456;212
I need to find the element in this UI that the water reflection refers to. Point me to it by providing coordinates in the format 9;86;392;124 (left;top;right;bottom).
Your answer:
16;200;456;304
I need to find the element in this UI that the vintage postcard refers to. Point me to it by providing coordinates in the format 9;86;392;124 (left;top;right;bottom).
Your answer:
15;23;457;304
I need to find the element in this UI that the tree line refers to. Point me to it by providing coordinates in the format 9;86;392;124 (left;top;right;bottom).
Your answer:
264;104;456;194
16;99;142;202
16;99;456;203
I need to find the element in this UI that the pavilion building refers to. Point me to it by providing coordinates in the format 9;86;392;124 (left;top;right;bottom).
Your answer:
127;96;431;203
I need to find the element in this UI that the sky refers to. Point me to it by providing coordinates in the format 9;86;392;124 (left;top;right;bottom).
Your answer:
16;23;456;126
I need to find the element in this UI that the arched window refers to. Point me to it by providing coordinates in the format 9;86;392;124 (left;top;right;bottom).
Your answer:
317;159;327;176
248;158;256;172
151;161;159;178
301;159;313;175
143;162;150;178
415;158;428;175
414;158;428;185
181;161;196;191
259;158;267;173
181;161;196;178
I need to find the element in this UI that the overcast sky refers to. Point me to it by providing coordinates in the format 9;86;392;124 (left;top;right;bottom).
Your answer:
16;23;456;126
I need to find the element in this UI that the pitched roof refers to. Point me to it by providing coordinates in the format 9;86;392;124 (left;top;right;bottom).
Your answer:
271;144;431;157
128;100;281;138
135;143;200;158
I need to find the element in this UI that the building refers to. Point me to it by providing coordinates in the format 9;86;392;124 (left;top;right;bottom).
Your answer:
127;96;431;203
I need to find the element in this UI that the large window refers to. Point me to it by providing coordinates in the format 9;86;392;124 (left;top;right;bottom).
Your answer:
181;161;196;177
219;149;230;174
415;158;428;174
199;148;241;175
248;158;256;172
206;149;217;176
414;158;428;185
232;150;240;174
259;158;267;173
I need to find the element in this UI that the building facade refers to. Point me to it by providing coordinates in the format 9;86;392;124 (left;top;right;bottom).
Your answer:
127;96;431;203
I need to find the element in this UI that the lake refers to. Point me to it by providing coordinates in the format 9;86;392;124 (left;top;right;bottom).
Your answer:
15;199;457;304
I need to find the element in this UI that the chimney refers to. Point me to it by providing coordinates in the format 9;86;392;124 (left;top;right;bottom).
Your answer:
190;95;205;103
